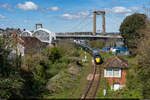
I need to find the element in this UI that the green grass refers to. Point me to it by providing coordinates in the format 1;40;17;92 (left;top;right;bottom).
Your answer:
100;51;115;62
43;50;92;99
43;50;139;99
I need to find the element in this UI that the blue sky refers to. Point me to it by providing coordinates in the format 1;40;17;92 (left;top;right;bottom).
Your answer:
0;0;149;33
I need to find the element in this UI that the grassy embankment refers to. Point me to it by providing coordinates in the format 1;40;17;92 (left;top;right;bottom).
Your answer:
44;50;92;98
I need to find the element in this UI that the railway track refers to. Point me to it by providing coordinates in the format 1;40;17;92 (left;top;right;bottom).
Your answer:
81;61;102;99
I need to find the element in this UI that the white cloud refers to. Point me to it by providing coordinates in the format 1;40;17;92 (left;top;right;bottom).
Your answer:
1;3;9;8
61;13;80;20
104;6;139;16
47;6;60;11
112;6;132;14
0;14;6;19
131;7;139;11
104;8;112;13
17;1;38;11
1;3;12;11
61;11;91;20
125;13;132;16
78;11;90;16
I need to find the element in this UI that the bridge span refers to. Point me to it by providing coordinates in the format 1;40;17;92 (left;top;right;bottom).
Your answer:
21;28;123;45
56;34;122;41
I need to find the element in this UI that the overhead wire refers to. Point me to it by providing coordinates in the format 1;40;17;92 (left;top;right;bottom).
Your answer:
67;11;93;32
78;18;93;32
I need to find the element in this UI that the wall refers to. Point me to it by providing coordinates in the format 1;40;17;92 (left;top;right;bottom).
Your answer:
105;69;127;86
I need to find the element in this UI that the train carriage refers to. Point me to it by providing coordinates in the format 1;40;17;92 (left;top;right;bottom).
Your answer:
74;41;103;65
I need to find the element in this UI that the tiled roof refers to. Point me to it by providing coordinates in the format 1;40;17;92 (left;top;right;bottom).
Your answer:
104;56;128;68
16;36;48;48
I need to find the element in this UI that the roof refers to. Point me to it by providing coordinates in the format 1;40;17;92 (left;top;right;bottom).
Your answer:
102;47;109;51
111;47;128;52
102;47;128;52
104;56;128;68
19;36;48;48
22;30;33;36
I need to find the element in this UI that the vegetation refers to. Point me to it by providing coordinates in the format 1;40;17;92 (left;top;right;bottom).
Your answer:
0;36;91;99
88;40;105;49
122;15;150;99
44;51;92;98
0;35;24;98
98;13;150;99
21;44;76;98
2;12;150;99
119;13;147;56
96;52;143;98
97;13;150;99
135;26;150;98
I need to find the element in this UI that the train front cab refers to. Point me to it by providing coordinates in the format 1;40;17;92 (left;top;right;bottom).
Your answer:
94;55;103;64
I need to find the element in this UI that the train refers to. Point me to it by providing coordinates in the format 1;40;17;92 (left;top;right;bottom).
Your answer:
74;40;103;64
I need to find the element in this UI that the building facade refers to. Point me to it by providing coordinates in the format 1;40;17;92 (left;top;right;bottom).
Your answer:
104;56;128;91
11;34;48;57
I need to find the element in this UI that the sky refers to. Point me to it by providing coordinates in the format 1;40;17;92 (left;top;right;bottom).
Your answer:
0;0;149;33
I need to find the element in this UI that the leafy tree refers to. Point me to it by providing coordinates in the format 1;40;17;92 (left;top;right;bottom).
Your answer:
0;35;24;98
119;13;147;56
0;38;12;77
135;26;150;98
41;47;64;63
137;55;150;98
21;53;50;97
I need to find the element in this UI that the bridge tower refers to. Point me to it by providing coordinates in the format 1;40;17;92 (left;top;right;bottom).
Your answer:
93;11;105;35
36;24;43;29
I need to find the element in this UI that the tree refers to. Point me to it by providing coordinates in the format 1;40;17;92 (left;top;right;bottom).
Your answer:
0;35;24;98
136;26;150;98
41;47;64;63
119;13;147;56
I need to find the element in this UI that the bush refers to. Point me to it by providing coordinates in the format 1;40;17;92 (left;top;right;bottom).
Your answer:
0;36;25;98
41;47;64;63
88;40;105;49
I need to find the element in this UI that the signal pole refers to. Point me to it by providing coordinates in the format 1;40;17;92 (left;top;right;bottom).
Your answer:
93;11;106;35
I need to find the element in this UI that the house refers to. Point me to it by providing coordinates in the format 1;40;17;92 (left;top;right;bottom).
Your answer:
11;34;48;57
104;56;128;91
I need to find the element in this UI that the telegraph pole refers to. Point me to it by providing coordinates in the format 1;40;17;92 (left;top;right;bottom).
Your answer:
93;11;106;35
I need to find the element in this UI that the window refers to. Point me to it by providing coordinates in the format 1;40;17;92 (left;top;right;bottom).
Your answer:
104;68;121;78
113;68;121;77
105;68;113;77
